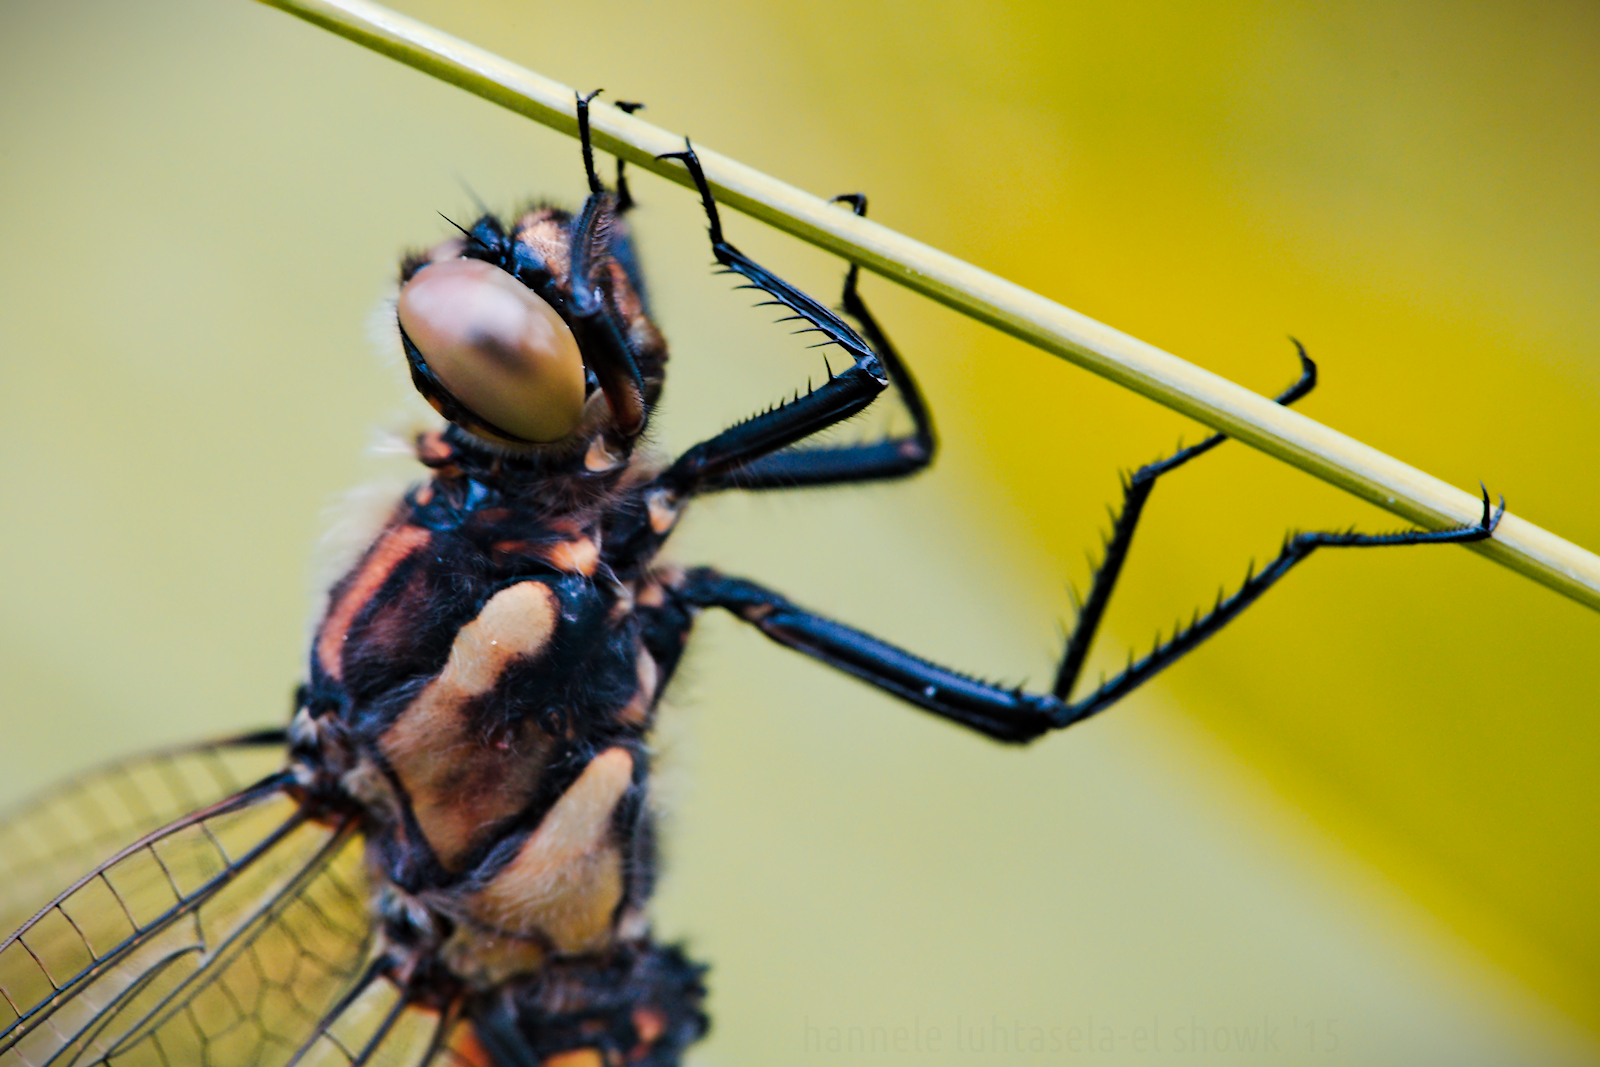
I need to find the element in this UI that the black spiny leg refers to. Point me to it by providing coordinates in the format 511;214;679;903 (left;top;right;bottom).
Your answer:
680;441;1503;741
576;89;606;196
566;90;650;435
573;90;642;214
651;143;892;498
1056;343;1315;697
1057;487;1503;720
706;193;937;491
678;569;1062;743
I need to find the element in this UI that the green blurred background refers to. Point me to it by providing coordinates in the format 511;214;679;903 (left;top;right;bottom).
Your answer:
2;0;1597;1063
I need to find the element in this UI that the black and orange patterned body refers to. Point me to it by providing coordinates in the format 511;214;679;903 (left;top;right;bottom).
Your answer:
288;421;701;1046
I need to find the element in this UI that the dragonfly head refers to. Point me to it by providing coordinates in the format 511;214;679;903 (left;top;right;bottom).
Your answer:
395;202;665;456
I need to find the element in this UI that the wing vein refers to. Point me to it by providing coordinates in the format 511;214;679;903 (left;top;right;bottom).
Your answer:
0;775;301;1052
97;818;364;1064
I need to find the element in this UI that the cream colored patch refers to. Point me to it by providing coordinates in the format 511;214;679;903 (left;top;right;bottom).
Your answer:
439;925;548;990
464;746;634;954
288;706;319;747
636;648;658;699
584;435;622;472
379;581;560;870
436;581;558;694
635;578;666;608
339;758;399;816
615;905;649;942
646;488;679;534
617;649;659;726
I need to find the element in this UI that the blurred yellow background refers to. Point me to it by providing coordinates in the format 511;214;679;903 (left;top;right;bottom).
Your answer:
1;0;1597;1063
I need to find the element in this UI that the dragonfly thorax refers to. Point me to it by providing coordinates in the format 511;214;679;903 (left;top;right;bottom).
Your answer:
286;427;695;996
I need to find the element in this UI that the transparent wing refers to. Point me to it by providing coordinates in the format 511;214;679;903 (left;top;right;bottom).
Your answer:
276;973;463;1067
0;731;289;937
0;776;379;1067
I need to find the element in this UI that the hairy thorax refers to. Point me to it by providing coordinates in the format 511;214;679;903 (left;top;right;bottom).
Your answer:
288;428;691;991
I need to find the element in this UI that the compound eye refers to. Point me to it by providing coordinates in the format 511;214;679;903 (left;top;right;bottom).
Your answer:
398;258;585;443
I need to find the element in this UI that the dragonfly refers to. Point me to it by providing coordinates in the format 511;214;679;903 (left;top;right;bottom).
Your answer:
0;92;1504;1067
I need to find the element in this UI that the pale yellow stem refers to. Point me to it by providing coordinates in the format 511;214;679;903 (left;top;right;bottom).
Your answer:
256;0;1600;613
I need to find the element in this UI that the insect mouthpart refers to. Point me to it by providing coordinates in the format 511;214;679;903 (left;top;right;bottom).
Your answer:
397;257;587;445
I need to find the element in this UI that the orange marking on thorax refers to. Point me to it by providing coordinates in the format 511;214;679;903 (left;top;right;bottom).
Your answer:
417;431;454;465
380;581;561;870
464;746;633;953
617;648;659;726
316;524;431;681
542;536;600;576
585;435;622;472
542;1050;604;1067
633;1008;667;1047
429;580;559;697
443;1022;496;1067
646;489;679;534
